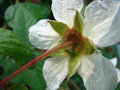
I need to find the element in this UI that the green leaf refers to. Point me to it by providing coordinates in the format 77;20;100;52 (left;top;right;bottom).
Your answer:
23;2;50;20
73;11;84;32
0;53;46;90
71;75;86;90
103;46;118;59
8;84;28;90
0;0;3;4
11;58;46;90
49;20;69;35
0;28;35;66
5;2;50;43
17;61;46;90
5;2;50;22
5;4;19;22
0;55;19;79
115;82;120;90
11;6;37;43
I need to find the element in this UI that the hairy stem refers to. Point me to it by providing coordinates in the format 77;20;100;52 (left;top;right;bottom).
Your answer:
0;41;73;87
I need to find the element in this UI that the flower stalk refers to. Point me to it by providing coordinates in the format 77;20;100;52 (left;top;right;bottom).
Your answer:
0;40;73;87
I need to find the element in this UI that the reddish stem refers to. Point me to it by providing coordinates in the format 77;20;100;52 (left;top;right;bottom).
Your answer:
2;22;8;29
0;41;73;87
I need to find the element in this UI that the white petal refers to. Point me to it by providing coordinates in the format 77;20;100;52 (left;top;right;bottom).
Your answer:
110;58;120;83
78;53;117;90
110;58;117;67
43;56;69;90
116;69;120;82
29;19;60;50
52;0;83;27
84;0;120;47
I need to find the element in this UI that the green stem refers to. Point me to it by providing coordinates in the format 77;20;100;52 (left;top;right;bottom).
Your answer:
0;40;73;87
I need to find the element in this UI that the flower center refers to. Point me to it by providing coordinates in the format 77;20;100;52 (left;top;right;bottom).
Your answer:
63;29;95;56
65;29;83;46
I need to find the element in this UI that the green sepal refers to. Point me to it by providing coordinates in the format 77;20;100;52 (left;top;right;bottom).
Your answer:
51;50;66;57
73;10;84;32
68;55;81;78
49;20;69;35
83;39;95;55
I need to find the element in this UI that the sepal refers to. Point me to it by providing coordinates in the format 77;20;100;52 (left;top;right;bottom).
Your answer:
73;10;84;32
49;20;69;35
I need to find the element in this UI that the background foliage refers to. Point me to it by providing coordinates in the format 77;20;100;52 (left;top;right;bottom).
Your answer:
0;0;120;90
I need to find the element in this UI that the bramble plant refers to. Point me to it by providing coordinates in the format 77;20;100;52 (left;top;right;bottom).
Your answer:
0;0;120;90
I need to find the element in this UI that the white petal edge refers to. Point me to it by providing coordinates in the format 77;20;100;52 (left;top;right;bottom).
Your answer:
84;0;120;47
51;0;83;28
110;57;117;67
110;58;120;83
29;19;60;50
78;53;117;90
43;56;69;90
116;69;120;83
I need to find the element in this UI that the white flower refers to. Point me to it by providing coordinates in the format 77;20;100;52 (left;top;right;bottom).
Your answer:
110;58;120;83
28;0;120;90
